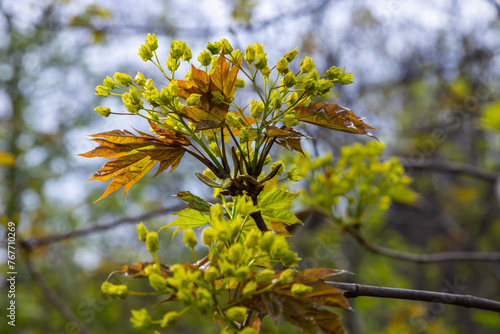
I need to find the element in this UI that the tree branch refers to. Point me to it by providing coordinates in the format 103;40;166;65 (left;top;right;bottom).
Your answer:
400;158;497;183
17;205;183;249
26;257;91;334
328;281;500;313
346;226;500;263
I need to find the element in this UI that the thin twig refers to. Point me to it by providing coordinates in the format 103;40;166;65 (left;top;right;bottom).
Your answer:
18;205;183;249
345;226;500;263
328;281;500;313
400;158;497;183
26;257;91;334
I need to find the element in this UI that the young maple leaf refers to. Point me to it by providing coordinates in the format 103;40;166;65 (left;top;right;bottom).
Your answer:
80;121;191;201
294;102;379;139
176;52;241;125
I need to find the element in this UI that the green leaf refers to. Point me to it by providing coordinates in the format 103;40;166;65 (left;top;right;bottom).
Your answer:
176;191;213;212
195;172;222;188
257;186;302;229
165;208;211;237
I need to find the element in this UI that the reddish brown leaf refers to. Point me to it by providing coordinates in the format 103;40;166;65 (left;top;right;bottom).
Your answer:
294;268;348;283
294;102;379;139
266;126;309;155
80;126;191;201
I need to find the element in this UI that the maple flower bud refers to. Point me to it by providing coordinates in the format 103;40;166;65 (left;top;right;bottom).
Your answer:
113;72;133;87
291;283;313;297
260;65;271;77
220;262;235;277
209;142;220;157
243;281;258;296
279;268;295;284
230;49;242;65
137;223;149;242
253;42;264;56
325;66;342;81
134;72;146;85
299;56;315;73
226;307;247;321
221;38;233;53
235;266;250;282
184;71;192;81
182;45;192;61
283;113;299;127
259;231;276;252
303;69;320;93
148;273;167;292
239;127;250;142
128;88;142;105
204;266;219;284
130;309;152;329
103;76;116;89
227;243;243;263
284;47;298;62
95;85;110;97
250;99;264;118
198;50;212;66
244;45;256;63
283;72;297;88
184;229;198;248
270;161;285;175
263;155;272;166
186;93;201;106
338;72;355;85
235;78;246;89
207;41;222;55
256;269;275;284
254;53;268;70
288;92;298;106
101;281;128;299
170;40;187;59
138;44;153;62
270;90;282;110
167;55;180;71
145;33;158;51
280;250;300;267
202;227;215;245
225;112;240;127
146;231;160;252
161;311;179;327
244;228;261;248
94;106;111;117
318;79;333;93
276;57;289;75
286;165;302;182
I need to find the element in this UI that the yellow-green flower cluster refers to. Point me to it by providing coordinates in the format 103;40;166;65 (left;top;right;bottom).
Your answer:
292;142;417;223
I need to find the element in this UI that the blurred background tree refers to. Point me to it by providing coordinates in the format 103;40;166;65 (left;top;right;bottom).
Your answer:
1;0;499;333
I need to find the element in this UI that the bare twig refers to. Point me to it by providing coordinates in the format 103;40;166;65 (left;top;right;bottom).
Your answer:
328;281;500;313
345;226;500;263
400;158;497;183
19;205;183;249
26;257;91;334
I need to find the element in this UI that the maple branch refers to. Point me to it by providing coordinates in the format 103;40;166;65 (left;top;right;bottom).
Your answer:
18;205;183;249
328;282;500;313
26;257;91;334
401;159;497;183
345;226;500;263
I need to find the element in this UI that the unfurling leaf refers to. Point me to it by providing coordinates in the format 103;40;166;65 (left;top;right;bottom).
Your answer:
176;191;213;212
294;102;379;139
165;208;211;236
266;126;309;155
80;124;191;201
176;52;241;124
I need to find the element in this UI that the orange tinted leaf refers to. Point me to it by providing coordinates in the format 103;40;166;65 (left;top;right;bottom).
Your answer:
191;65;211;93
266;126;309;155
81;126;189;201
304;309;345;334
295;268;348;283
210;53;240;99
294;102;379;139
